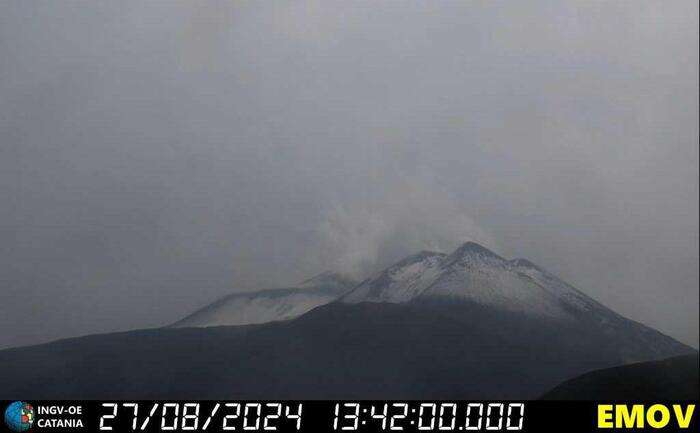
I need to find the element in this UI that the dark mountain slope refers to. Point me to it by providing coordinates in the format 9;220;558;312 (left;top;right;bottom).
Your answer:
0;301;693;400
541;354;699;400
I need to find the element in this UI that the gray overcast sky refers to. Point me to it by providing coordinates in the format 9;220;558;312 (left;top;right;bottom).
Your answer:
1;1;697;349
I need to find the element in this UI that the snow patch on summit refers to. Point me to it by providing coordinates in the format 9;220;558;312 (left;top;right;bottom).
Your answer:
172;289;338;328
341;251;446;303
342;242;618;322
171;272;357;328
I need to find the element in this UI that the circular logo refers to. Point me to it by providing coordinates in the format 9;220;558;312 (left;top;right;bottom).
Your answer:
4;401;34;432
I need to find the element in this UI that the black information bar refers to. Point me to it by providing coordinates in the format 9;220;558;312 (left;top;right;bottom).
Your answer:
1;400;696;433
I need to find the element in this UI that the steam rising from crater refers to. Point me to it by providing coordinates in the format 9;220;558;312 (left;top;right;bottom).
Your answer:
312;177;495;278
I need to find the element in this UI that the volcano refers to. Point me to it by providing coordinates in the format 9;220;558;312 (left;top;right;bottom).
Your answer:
0;242;693;399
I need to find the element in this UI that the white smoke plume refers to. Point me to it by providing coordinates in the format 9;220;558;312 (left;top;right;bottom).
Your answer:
311;176;495;278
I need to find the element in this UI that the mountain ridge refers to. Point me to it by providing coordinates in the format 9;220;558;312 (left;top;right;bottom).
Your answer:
0;241;691;399
170;272;357;328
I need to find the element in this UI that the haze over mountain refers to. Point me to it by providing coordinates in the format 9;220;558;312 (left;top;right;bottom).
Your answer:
171;272;356;328
0;242;694;399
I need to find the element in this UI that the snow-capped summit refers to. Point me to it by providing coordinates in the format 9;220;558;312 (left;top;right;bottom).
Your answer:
338;241;691;363
342;241;615;321
171;272;357;328
443;241;505;264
